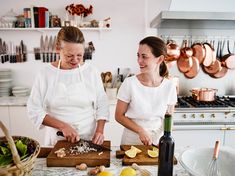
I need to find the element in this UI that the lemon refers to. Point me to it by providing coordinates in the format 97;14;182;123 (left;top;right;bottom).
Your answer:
147;149;159;158
152;146;158;151
97;171;113;176
120;167;136;176
130;146;142;154
125;149;137;158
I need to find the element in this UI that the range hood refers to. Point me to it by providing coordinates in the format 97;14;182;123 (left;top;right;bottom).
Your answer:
150;11;235;29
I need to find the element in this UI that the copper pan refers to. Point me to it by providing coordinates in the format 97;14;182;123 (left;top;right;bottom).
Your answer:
211;41;228;78
202;42;214;67
166;40;180;62
220;40;235;69
177;40;193;73
190;88;217;102
184;56;200;79
203;41;222;75
192;43;206;64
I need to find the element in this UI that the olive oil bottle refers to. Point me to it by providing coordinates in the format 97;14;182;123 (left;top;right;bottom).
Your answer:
158;113;174;176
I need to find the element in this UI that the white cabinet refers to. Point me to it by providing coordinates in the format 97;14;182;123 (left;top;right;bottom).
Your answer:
104;103;124;146
0;106;10;136
9;106;46;145
173;125;225;149
224;125;235;147
0;105;46;145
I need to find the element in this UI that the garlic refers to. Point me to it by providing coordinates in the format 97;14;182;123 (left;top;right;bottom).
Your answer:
54;148;66;158
76;163;87;170
99;165;105;172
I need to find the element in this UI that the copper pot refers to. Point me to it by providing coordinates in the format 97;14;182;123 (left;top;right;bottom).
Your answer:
190;88;218;102
166;42;180;61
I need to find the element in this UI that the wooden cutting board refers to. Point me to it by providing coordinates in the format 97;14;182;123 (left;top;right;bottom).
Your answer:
47;140;110;167
116;145;177;166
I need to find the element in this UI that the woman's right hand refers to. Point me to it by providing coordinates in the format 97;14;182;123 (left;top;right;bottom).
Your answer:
60;123;80;143
138;129;152;145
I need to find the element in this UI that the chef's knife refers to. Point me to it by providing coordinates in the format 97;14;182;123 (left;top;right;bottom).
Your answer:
56;131;111;152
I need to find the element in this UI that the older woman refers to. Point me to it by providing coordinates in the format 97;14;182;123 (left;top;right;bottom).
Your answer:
27;26;109;146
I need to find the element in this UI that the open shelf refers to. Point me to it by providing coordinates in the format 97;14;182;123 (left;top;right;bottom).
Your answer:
0;27;111;32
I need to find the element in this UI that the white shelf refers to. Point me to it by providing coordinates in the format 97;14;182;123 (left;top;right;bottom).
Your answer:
0;27;111;32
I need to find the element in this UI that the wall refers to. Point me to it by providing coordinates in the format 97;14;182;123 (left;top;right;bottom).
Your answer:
1;0;235;96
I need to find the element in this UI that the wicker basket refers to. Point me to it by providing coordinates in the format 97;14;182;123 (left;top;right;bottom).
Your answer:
0;121;40;176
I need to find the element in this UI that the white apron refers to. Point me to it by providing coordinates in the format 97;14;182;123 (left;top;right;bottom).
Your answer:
121;118;163;145
44;60;96;146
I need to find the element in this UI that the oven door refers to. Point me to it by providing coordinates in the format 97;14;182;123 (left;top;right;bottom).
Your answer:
173;124;225;149
224;125;235;147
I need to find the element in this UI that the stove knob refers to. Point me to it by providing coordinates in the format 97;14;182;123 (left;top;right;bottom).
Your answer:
211;114;215;118
233;114;235;117
200;114;205;118
183;114;187;118
192;114;195;118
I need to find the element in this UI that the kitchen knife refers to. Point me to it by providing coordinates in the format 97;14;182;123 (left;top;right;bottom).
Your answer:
56;131;111;152
40;35;44;61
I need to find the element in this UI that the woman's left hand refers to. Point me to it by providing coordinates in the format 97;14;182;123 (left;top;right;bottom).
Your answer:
92;132;104;145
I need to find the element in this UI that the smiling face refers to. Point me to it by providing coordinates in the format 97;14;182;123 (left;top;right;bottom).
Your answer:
137;44;163;74
59;41;85;69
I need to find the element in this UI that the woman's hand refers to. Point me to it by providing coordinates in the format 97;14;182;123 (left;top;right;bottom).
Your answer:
92;131;104;145
61;124;80;143
138;129;152;145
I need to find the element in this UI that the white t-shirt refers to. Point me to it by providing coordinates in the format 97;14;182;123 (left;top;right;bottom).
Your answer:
27;62;109;130
117;75;177;121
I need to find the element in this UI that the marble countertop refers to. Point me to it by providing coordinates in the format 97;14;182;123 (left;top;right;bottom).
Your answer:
32;147;190;176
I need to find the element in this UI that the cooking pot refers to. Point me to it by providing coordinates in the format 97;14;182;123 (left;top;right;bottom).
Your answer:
190;88;218;102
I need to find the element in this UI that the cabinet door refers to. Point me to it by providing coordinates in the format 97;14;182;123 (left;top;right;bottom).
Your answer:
104;104;123;146
9;106;46;145
0;106;10;136
104;122;123;146
224;126;235;147
173;125;225;149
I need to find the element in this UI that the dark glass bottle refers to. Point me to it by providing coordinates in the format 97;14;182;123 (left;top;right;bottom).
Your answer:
158;113;174;176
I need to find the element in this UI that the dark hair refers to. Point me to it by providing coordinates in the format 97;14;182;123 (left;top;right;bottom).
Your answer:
56;26;85;49
139;36;169;77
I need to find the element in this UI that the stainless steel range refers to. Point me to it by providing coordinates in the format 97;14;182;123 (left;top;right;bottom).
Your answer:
175;96;235;124
173;96;235;148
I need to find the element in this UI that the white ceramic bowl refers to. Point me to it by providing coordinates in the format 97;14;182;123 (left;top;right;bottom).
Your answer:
179;147;235;176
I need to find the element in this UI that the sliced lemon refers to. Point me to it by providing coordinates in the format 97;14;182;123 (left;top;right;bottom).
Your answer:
147;149;159;158
120;167;136;176
152;146;158;151
125;149;137;158
130;146;142;154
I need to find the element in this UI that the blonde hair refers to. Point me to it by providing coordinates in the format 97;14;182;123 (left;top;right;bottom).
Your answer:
56;26;85;49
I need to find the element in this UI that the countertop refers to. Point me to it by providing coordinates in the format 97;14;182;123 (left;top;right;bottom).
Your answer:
0;96;117;106
32;147;190;176
0;96;28;106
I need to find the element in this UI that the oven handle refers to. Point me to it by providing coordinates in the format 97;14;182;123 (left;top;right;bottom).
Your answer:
173;125;225;130
226;127;235;130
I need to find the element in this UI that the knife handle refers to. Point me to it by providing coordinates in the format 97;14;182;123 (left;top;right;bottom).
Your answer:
57;131;64;137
